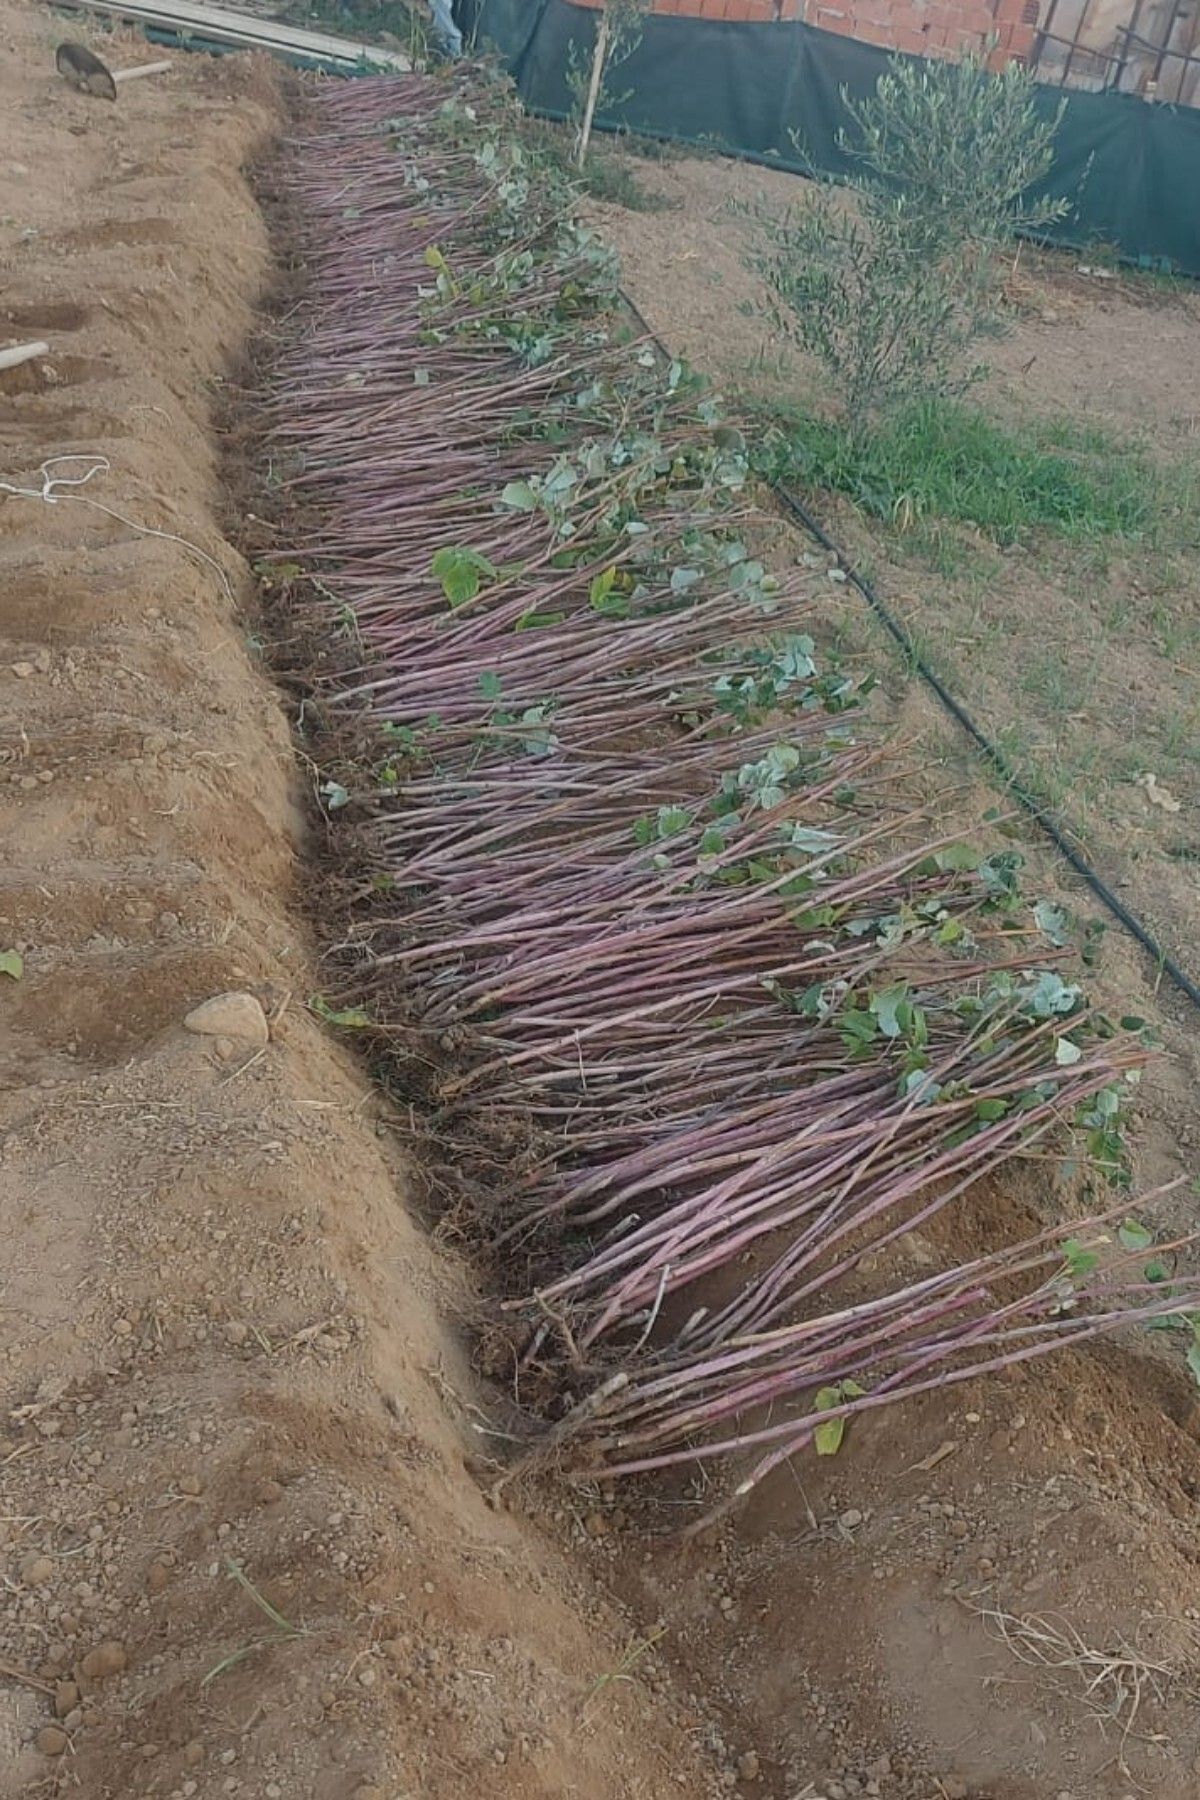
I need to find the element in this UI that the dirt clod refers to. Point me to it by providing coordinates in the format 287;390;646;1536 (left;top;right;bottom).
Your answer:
79;1640;126;1681
36;1727;69;1758
54;1681;80;1718
183;990;269;1044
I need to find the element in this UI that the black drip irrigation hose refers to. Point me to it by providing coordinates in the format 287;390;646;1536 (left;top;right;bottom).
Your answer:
619;288;1200;1017
771;484;1200;1014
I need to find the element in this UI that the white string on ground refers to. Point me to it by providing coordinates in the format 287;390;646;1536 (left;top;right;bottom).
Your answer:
0;455;235;604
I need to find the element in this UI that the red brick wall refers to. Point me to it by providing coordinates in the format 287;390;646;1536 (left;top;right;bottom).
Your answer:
566;0;1041;67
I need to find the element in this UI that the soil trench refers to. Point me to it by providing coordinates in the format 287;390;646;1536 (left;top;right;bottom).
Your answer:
0;18;719;1798
3;14;1200;1800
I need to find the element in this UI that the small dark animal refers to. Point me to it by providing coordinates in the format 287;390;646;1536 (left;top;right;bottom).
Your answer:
55;41;118;102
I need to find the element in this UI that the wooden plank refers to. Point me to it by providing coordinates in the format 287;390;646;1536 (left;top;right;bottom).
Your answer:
48;0;411;71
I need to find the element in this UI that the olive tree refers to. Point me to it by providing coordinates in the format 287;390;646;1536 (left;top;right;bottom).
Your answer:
757;56;1071;434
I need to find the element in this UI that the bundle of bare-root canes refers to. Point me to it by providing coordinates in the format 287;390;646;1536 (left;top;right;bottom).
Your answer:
262;68;1197;1521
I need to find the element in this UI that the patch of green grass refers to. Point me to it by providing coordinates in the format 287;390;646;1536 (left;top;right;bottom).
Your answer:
575;149;673;213
616;129;683;166
521;120;672;213
903;518;1002;584
1159;706;1200;769
1149;596;1200;665
757;399;1182;544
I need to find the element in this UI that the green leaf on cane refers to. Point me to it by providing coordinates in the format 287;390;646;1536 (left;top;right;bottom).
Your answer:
869;984;907;1039
515;608;566;631
839;1007;879;1054
934;843;982;873
1033;899;1070;947
309;995;371;1029
812;1379;866;1455
500;480;538;512
1117;1218;1153;1252
0;950;22;981
431;546;497;607
814;1415;846;1457
1061;1238;1100;1283
589;566;630;617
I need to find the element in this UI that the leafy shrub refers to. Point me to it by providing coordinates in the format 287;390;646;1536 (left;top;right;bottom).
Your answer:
757;57;1070;433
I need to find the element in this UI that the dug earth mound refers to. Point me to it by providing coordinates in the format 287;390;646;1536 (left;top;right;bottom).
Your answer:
2;9;1199;1799
0;17;722;1797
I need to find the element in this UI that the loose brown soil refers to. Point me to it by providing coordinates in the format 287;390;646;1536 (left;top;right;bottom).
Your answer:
3;19;1200;1800
0;17;725;1798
